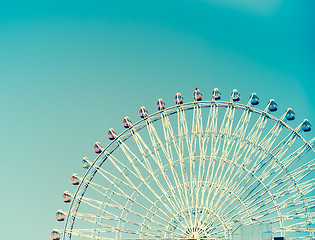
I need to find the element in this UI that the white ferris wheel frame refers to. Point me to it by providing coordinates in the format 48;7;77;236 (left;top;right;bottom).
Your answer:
59;99;315;240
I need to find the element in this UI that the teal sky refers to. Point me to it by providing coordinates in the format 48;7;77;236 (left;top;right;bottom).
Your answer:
0;1;314;239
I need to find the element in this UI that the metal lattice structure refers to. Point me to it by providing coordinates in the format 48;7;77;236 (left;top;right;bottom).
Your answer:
52;89;315;240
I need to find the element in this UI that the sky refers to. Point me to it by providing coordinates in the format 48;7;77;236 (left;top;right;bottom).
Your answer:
0;1;314;239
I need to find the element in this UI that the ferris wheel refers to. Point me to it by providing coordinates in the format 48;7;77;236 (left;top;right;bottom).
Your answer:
51;88;315;240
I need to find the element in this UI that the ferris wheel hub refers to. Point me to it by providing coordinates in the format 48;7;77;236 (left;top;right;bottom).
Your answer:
186;232;201;239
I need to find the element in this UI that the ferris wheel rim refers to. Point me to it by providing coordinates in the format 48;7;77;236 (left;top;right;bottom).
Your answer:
102;101;313;156
61;100;314;239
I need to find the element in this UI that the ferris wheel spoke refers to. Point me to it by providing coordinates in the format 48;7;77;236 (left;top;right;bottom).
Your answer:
190;104;205;226
235;114;268;172
249;143;314;207
118;139;184;217
214;186;253;220
160;113;199;231
232;172;270;209
244;178;307;215
256;133;298;177
273;226;315;234
195;179;254;229
175;106;200;227
210;139;238;214
206;159;249;212
90;161;179;224
213;109;254;210
160;113;175;161
249;203;281;220
259;120;283;151
95;153;184;228
225;141;271;199
132;120;187;214
178;106;197;213
66;232;112;240
223;142;251;191
215;159;284;228
288;157;315;184
161;112;191;210
245;188;282;211
278;201;314;221
281;140;314;170
202;106;238;214
195;205;233;237
247;113;267;145
200;105;218;206
139;119;192;229
72;214;169;238
176;107;195;219
233;106;252;139
91;164;134;190
201;213;233;239
73;212;175;234
69;227;163;239
74;195;178;232
82;161;179;232
130;134;187;214
79;178;177;229
270;131;298;161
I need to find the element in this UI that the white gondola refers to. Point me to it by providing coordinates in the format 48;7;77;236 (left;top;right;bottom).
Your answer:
250;93;259;105
212;88;221;100
81;157;90;169
268;99;278;112
285;108;295;121
231;89;240;101
301;119;311;132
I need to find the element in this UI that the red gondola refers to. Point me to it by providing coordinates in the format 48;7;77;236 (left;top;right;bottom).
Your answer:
193;88;202;101
93;142;103;154
70;173;80;185
138;107;148;118
62;191;71;203
56;210;65;221
156;99;165;110
122;117;132;128
51;229;61;240
174;93;184;105
107;128;117;140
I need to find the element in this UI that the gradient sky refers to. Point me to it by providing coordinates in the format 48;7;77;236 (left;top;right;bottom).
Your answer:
0;1;314;239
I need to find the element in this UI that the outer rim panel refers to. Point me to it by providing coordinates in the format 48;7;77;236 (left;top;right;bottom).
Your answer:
62;100;315;239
